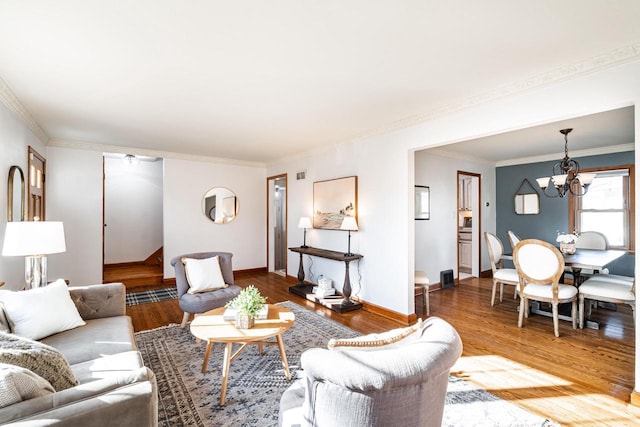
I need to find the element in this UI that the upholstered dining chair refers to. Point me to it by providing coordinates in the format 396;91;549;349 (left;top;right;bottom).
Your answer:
170;252;242;327
513;239;577;337
576;231;609;250
578;276;635;328
566;231;610;279
484;232;519;306
506;230;521;252
414;270;430;315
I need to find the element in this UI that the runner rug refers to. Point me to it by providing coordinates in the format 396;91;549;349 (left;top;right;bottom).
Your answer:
134;301;557;427
126;287;178;306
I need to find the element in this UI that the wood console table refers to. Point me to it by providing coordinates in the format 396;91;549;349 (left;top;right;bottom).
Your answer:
288;246;363;313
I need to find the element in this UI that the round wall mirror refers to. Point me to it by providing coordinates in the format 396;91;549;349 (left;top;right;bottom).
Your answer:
202;187;238;223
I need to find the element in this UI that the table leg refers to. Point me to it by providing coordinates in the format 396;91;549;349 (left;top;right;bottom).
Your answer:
571;267;583;286
201;340;214;373
297;252;305;285
341;259;354;307
276;334;291;381
220;342;233;405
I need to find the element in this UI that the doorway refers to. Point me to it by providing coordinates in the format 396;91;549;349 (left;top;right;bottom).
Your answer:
267;174;288;276
457;171;481;281
102;154;164;287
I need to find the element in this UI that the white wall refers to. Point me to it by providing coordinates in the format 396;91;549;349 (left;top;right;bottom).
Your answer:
414;152;495;284
0;102;47;290
163;158;266;277
45;146;104;286
268;60;640;353
104;157;163;264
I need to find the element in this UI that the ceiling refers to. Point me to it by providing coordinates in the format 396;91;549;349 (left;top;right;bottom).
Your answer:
0;1;639;165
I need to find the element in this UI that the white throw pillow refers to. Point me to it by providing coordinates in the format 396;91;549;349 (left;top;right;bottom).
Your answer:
182;256;229;294
0;280;86;340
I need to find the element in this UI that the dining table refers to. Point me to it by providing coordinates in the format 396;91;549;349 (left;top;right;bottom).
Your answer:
562;248;627;286
530;248;627;329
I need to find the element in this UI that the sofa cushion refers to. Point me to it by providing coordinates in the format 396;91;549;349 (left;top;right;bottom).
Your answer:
182;256;229;294
71;351;144;384
0;331;78;391
328;319;423;350
0;362;54;408
0;367;156;426
41;316;136;365
0;280;85;340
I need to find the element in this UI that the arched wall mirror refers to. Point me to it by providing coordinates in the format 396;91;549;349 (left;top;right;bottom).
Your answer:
202;187;238;223
7;165;26;222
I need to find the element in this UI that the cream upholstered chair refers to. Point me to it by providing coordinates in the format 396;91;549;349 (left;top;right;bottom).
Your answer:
278;317;462;427
576;231;609;250
414;270;430;315
484;232;519;306
170;252;242;327
578;276;635;328
566;231;610;278
513;239;577;337
506;230;521;252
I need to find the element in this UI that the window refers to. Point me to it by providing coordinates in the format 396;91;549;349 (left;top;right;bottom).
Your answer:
569;166;634;250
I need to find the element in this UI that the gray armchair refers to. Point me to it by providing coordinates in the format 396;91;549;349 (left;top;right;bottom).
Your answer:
278;317;463;427
170;252;242;327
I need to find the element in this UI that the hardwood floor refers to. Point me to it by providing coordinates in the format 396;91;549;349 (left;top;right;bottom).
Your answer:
126;272;640;426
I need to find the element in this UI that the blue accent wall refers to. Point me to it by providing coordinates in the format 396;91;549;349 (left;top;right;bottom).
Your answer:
496;151;634;275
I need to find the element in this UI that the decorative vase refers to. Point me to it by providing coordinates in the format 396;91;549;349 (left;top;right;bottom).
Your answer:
560;242;576;255
235;312;255;329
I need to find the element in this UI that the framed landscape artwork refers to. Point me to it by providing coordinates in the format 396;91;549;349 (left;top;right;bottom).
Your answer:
313;176;357;230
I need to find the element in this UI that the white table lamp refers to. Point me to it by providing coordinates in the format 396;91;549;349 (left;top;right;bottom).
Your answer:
298;217;312;248
2;221;66;289
340;216;358;256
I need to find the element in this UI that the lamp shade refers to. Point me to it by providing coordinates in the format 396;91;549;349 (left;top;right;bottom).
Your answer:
340;216;358;231
2;221;66;256
298;217;312;229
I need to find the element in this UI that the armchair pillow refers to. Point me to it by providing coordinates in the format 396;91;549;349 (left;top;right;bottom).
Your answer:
182;256;229;294
328;319;423;350
0;280;85;340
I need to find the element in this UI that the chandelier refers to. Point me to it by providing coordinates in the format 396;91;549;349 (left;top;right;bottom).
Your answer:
536;128;595;198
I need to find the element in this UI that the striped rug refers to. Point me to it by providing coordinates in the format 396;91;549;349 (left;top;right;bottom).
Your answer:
125;287;178;306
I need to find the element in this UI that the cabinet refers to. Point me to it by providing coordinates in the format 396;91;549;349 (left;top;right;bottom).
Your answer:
459;241;472;272
458;177;472;210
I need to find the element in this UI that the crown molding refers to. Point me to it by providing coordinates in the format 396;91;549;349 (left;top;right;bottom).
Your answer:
48;139;266;168
0;76;49;143
347;41;640;145
495;143;635;167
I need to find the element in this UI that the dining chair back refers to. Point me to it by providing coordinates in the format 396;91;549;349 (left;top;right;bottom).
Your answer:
506;230;521;251
566;231;611;278
484;232;519;306
513;239;577;337
575;231;609;250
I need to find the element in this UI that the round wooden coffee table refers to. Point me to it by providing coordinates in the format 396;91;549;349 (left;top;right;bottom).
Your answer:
190;304;295;405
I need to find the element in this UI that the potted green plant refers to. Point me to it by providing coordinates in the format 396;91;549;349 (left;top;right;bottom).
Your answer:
225;285;267;329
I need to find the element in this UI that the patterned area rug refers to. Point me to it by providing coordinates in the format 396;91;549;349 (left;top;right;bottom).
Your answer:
126;287;178;306
134;301;556;427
